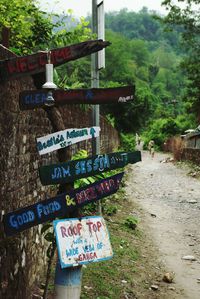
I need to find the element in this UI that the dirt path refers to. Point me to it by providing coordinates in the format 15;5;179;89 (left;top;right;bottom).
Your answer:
126;151;200;299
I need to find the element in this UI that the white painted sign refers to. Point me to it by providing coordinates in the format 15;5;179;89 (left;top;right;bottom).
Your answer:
53;216;113;268
36;126;100;155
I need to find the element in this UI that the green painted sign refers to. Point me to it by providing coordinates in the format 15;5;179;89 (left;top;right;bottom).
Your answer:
39;151;141;186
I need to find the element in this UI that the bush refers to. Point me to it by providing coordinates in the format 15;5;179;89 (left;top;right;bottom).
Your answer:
142;117;181;149
104;204;118;216
124;216;138;230
120;133;136;152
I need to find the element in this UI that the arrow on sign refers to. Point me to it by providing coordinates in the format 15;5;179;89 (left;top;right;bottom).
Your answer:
19;85;135;110
0;39;110;83
90;127;96;138
39;151;141;186
3;172;124;236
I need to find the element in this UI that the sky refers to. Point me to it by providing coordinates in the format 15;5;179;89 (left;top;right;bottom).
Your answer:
38;0;171;17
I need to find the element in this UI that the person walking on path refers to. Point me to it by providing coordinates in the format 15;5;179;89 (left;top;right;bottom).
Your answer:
148;139;155;158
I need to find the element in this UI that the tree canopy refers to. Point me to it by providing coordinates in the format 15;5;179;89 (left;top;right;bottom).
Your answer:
0;2;198;146
98;7;196;137
161;0;200;118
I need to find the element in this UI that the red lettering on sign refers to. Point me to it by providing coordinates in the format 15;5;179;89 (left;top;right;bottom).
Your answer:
76;187;97;204
63;47;71;59
27;58;38;71
51;48;71;64
77;223;82;235
7;57;39;74
109;179;115;188
78;251;97;261
60;223;82;237
68;226;73;236
86;220;102;233
84;187;96;201
76;191;85;204
102;181;110;192
61;226;67;238
39;53;47;66
7;61;18;74
18;57;28;72
96;184;103;194
96;221;102;232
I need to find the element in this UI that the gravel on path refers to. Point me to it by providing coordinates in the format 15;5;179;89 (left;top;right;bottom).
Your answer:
126;151;200;299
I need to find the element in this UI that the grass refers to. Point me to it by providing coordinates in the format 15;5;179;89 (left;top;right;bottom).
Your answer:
80;188;140;299
40;173;172;299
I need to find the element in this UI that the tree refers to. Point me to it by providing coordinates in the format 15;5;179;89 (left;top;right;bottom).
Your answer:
162;0;200;117
0;0;92;55
0;0;53;53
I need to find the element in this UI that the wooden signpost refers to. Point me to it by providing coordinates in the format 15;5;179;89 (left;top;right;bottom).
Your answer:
3;172;124;236
0;39;110;82
39;151;141;186
53;216;113;268
36;126;100;155
1;20;140;297
19;85;135;110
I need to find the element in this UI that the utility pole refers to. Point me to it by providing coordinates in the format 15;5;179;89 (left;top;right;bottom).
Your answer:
91;0;104;214
91;0;100;156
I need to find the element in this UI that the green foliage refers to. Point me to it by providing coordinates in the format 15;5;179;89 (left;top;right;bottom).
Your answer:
101;8;189;134
175;114;196;133
102;30;134;85
0;0;41;53
0;0;92;58
162;0;200;117
103;204;118;216
124;216;138;230
105;7;181;47
105;114;115;127
142;114;196;149
81;194;139;299
120;133;136;152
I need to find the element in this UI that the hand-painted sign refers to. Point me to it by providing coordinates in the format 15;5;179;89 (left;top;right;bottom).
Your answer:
36;126;100;155
3;172;124;236
53;216;113;268
0;40;110;82
39;151;141;186
19;86;135;110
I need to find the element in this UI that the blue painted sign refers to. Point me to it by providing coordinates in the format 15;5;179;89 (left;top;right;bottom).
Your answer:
39;151;141;186
53;216;113;268
3;172;124;236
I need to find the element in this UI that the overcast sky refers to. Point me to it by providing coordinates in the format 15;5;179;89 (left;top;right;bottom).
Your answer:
38;0;171;16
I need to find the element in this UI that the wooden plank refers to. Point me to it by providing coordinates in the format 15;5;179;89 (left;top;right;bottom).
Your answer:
0;39;110;82
3;172;124;236
39;151;141;186
36;126;100;155
53;216;113;268
19;85;135;110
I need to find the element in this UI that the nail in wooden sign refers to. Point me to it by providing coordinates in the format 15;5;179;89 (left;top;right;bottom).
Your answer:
54;216;113;268
19;85;135;110
39;151;141;186
3;172;124;236
36;126;100;155
0;39;110;82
